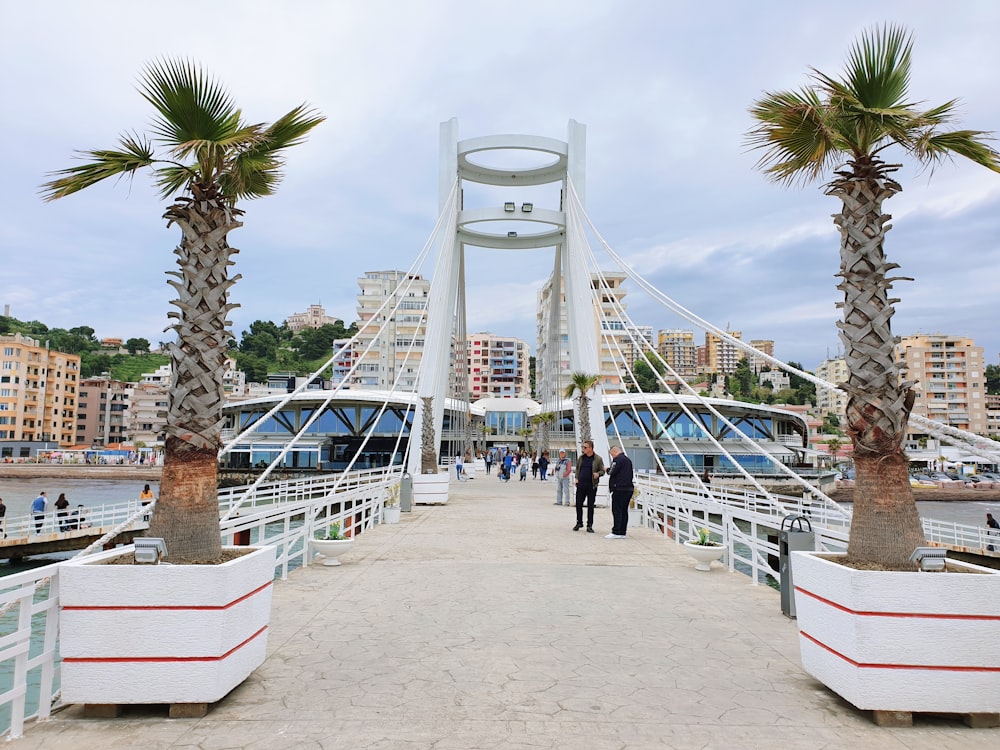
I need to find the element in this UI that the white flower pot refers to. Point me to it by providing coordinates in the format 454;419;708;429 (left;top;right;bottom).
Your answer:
59;545;275;706
310;537;353;566
412;472;449;505
628;508;643;529
383;505;401;524
792;551;1000;715
683;541;725;571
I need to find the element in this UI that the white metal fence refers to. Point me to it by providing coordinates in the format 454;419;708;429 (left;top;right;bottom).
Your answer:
0;468;397;740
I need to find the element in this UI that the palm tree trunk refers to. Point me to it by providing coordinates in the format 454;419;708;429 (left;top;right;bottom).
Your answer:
829;168;924;568
147;183;242;562
578;394;592;445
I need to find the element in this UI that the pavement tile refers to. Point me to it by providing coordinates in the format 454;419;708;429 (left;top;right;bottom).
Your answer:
11;476;1000;748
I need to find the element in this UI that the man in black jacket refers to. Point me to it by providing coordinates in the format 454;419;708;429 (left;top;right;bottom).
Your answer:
606;446;634;538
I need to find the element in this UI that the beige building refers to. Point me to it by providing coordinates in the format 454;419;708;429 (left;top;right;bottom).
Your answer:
704;330;743;375
749;339;775;374
815;357;849;418
467;333;531;399
897;333;987;436
657;329;698;378
76;376;133;447
0;333;80;446
535;271;627;404
352;271;429;392
285;303;341;333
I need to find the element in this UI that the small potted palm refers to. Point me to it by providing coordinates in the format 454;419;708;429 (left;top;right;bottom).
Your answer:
311;522;352;566
383;483;401;524
683;527;724;571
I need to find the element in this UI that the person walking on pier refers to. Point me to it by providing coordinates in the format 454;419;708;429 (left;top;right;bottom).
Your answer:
55;493;70;531
573;440;604;533
538;452;549;481
606;446;634;539
31;491;47;533
0;497;6;538
484;451;493;475
987;512;1000;552
554;450;572;505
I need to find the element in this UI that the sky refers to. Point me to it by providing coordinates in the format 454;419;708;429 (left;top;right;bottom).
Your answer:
2;0;999;371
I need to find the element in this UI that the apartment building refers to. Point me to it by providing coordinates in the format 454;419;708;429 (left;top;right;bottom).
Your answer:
748;339;775;374
0;333;79;446
128;364;171;447
986;393;1000;439
467;333;531;399
897;333;987;436
535;271;627;404
76;376;133;447
657;329;698;378
285;303;341;333
704;330;743;375
815;357;849;418
352;270;429;392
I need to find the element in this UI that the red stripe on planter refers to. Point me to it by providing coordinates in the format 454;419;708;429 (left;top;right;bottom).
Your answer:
62;625;267;663
62;581;272;612
794;586;1000;621
799;631;1000;672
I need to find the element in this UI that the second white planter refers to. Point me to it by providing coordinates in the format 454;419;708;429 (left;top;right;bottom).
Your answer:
412;472;449;505
682;541;725;571
792;551;1000;716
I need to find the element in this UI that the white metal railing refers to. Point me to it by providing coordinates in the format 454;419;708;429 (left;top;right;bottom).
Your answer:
0;501;150;542
0;469;395;740
633;476;998;587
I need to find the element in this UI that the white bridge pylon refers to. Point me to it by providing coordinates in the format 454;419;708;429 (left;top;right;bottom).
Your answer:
409;119;608;474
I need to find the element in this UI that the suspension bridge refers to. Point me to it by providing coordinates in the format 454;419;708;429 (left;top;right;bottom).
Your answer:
3;119;1000;741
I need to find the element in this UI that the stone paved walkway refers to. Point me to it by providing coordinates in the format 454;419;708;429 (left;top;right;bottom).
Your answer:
13;473;999;748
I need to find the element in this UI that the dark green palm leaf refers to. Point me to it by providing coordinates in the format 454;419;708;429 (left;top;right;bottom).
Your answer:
40;133;155;201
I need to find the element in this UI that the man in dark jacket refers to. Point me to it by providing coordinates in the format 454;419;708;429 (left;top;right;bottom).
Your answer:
573;440;605;533
606;446;634;538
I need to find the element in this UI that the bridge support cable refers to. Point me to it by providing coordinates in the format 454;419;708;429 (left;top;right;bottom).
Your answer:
566;178;1000;467
585;233;846;516
220;182;459;517
220;179;459;459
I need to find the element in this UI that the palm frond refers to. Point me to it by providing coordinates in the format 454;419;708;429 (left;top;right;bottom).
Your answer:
40;132;155;201
914;130;1000;172
746;87;843;185
153;164;196;199
840;23;913;110
137;58;243;178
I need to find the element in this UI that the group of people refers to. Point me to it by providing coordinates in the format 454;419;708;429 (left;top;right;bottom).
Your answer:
483;448;551;482
561;441;634;539
30;491;88;533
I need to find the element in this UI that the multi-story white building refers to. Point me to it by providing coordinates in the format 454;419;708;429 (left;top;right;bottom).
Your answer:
815;357;849;418
467;333;531;399
897;333;987;436
0;333;79;446
284;303;341;333
128;364;171;447
535;271;627;405
352;270;429;392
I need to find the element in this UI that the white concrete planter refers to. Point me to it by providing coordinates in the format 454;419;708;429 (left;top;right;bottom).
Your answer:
792;551;1000;714
682;541;725;571
628;508;643;529
412;472;449;505
60;545;275;706
310;538;353;566
382;505;401;524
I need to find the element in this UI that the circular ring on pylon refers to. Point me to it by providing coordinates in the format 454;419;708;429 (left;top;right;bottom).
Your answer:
457;134;567;187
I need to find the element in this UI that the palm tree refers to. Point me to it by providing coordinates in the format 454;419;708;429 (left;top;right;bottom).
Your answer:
42;59;324;562
747;25;1000;568
535;411;556;456
564;372;601;446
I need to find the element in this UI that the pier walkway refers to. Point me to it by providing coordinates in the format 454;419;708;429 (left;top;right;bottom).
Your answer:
14;476;996;749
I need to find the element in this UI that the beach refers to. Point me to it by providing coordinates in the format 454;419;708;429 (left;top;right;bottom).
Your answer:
0;464;162;481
